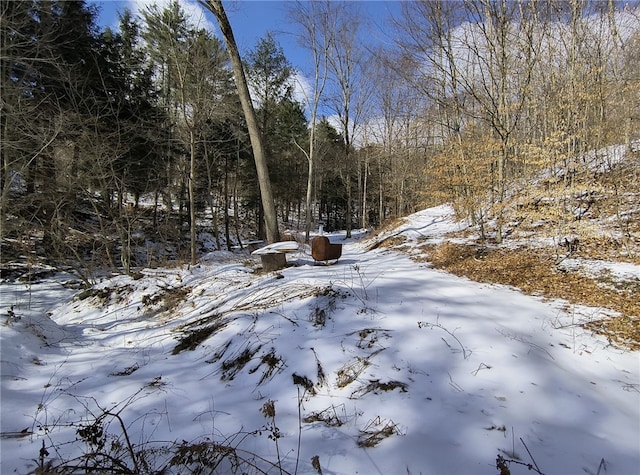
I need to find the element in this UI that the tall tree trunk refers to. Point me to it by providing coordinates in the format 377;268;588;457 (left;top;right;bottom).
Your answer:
304;137;315;241
202;0;280;243
345;171;352;238
361;157;368;229
224;154;231;250
203;141;221;249
189;129;197;264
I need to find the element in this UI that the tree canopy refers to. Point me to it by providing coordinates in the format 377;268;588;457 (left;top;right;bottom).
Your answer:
1;0;638;279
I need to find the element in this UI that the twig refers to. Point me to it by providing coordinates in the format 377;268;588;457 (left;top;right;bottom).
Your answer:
520;437;543;474
498;439;546;475
418;321;471;359
471;362;492;375
105;411;139;474
447;372;464;392
496;328;554;360
295;386;302;475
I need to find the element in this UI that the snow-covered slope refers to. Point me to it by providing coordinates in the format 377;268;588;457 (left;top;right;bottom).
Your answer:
1;205;638;474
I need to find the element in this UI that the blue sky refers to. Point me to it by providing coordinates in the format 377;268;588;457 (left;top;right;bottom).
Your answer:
89;0;400;75
89;0;401;130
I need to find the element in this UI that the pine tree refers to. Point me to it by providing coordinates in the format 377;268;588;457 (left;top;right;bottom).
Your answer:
1;0;109;280
246;34;307;226
143;2;234;263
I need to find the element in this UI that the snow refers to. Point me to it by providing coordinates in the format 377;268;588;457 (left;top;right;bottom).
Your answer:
252;241;300;255
1;205;639;475
558;258;640;282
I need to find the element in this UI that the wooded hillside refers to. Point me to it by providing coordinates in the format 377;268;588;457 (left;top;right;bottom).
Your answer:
1;0;638;282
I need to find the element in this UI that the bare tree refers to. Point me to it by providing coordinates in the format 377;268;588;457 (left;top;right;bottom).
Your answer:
316;1;373;237
368;51;414;223
395;0;544;241
200;0;280;244
391;1;480;225
288;0;334;241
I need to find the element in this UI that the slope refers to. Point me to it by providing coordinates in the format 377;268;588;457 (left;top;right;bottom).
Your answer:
1;205;638;475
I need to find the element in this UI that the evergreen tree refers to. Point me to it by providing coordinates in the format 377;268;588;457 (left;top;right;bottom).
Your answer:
143;1;235;262
1;0;107;278
246;32;294;124
314;119;348;231
268;98;308;223
101;9;169;206
246;34;307;226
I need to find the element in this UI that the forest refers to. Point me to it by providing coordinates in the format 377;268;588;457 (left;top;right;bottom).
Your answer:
2;2;640;474
2;0;639;282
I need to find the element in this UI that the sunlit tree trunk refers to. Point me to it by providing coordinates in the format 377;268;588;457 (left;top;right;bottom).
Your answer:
202;0;280;243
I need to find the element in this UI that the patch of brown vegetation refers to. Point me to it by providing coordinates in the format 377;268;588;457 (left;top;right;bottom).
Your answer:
351;379;408;398
418;242;640;350
372;217;407;236
249;347;286;385
366;234;409;251
357;417;402;448
585;315;640;351
221;346;261;381
335;357;370;388
142;286;191;316
172;319;228;354
303;406;345;427
495;152;640;264
576;235;640;264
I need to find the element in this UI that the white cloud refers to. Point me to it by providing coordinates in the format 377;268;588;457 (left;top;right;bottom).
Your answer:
291;71;312;110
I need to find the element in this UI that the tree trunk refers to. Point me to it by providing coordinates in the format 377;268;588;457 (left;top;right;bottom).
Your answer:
189;129;197;264
224;154;231;250
361;158;368;229
203;0;280;243
304;142;315;241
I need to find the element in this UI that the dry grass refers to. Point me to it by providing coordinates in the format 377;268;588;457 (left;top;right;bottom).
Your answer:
303;405;345;427
220;346;261;381
416;243;640;350
336;357;371;389
366;233;410;251
142;286;192;316
357;417;402;448
172;319;228;354
351;379;408;398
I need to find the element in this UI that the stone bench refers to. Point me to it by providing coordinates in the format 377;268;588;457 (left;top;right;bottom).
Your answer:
251;241;300;271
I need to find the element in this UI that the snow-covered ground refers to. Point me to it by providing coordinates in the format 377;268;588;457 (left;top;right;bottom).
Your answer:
1;205;639;474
